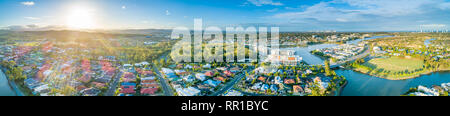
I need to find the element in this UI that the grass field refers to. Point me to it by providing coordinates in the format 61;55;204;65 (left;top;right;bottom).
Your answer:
364;57;423;72
352;56;429;80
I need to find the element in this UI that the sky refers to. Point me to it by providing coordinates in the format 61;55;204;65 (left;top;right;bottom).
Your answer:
1;0;450;32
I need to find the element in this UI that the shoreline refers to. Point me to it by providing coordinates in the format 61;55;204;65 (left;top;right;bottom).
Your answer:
351;68;450;80
335;80;347;96
0;67;25;96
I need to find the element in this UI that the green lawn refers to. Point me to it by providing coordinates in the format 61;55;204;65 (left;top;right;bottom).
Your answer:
364;57;424;72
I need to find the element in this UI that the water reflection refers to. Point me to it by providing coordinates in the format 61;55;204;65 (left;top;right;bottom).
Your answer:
336;69;450;96
0;70;15;96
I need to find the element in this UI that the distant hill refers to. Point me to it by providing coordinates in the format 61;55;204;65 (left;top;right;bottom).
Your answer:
98;29;172;35
1;24;172;35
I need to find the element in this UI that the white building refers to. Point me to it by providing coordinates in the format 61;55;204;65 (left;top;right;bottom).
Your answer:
34;84;50;94
185;65;193;69
203;64;211;69
182;75;194;82
123;64;132;67
274;76;282;85
161;68;174;74
418;85;439;96
223;90;243;96
264;50;302;66
176;87;201;96
441;83;450;91
195;73;206;81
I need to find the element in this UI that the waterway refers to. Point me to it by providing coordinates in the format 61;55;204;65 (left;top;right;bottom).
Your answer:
0;70;16;96
285;35;450;96
283;35;394;65
283;44;338;65
336;69;450;96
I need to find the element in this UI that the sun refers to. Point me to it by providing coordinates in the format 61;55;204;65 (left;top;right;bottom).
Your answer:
65;6;97;29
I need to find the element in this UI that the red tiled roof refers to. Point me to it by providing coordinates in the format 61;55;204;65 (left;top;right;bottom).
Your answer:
141;88;158;95
258;76;266;82
205;71;214;77
123;72;135;78
92;82;106;88
142;79;156;83
224;70;233;76
293;85;303;93
284;79;295;84
120;86;136;94
79;75;91;83
76;86;87;91
214;77;225;82
122;78;136;82
142;84;158;88
141;70;153;75
120;89;135;94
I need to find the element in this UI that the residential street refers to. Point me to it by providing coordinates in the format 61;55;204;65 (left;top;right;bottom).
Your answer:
153;63;174;96
105;70;122;96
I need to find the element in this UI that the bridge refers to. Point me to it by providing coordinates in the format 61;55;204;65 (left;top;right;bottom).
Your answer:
328;47;371;69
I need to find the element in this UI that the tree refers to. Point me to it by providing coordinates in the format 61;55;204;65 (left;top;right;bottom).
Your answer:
160;59;165;66
324;60;332;76
251;78;257;84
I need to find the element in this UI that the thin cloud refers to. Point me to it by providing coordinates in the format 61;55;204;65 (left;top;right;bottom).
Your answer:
247;0;283;6
273;0;450;22
122;6;126;10
24;17;40;20
165;10;171;16
267;8;278;12
21;1;35;6
269;0;450;31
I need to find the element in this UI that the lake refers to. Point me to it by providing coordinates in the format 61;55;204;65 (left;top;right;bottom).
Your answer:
336;69;450;96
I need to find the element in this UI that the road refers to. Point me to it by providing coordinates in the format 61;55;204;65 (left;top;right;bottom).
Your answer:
236;89;270;96
154;51;254;96
105;52;173;96
153;63;174;96
330;47;371;68
105;70;122;96
153;52;174;96
208;72;245;96
208;67;254;96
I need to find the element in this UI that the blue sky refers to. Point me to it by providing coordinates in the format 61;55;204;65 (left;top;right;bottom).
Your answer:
1;0;450;31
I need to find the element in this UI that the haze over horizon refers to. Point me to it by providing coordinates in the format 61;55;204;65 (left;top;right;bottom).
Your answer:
1;0;450;32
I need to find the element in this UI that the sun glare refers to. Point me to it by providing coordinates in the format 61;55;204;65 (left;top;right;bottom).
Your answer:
66;6;97;29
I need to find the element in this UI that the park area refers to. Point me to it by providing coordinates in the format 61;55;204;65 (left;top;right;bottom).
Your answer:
366;57;423;72
354;56;428;80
